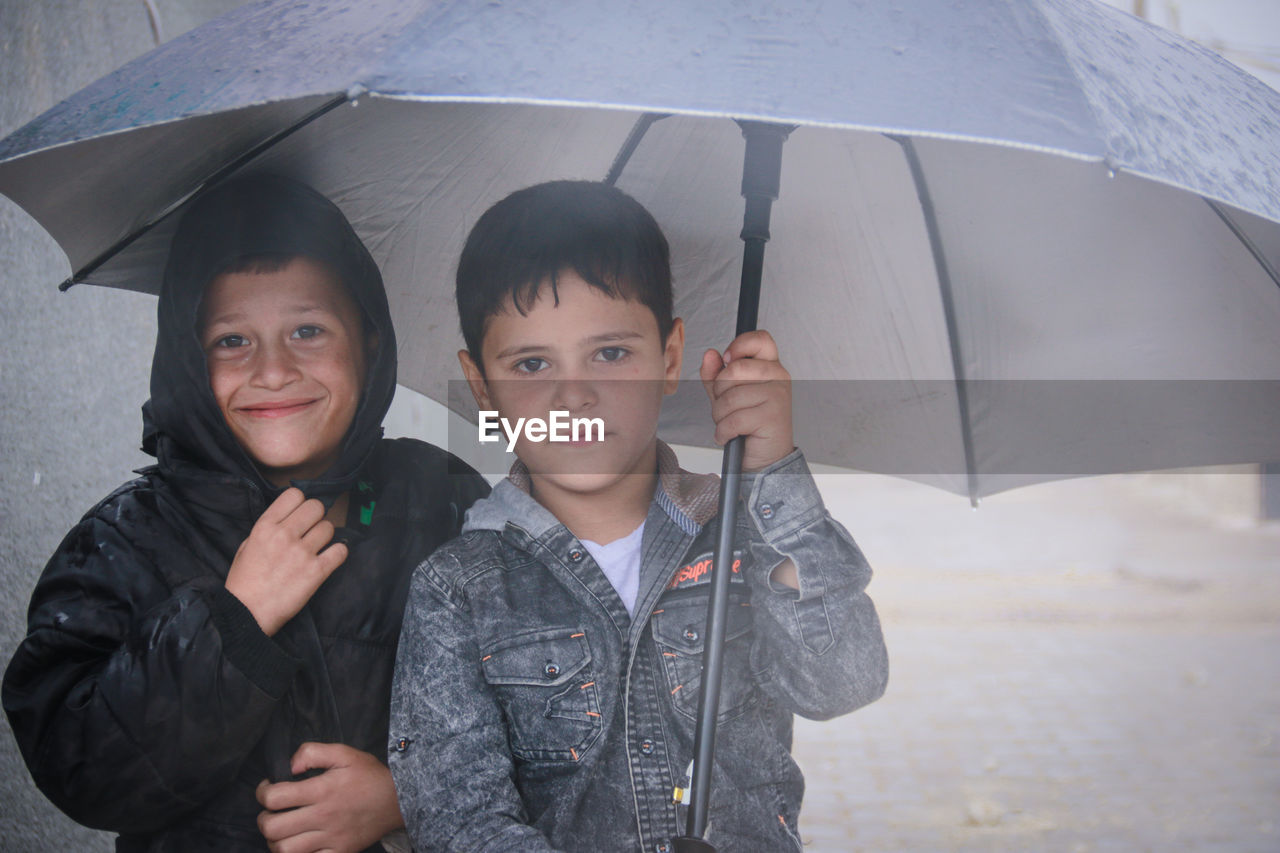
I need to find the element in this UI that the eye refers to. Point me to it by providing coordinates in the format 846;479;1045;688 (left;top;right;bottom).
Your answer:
595;346;629;363
514;357;548;374
212;334;248;349
292;324;323;340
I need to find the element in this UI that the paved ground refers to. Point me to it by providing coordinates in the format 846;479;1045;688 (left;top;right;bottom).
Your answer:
786;470;1280;852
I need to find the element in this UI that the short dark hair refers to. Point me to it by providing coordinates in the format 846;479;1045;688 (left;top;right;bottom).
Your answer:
219;253;295;276
456;181;673;366
201;253;375;340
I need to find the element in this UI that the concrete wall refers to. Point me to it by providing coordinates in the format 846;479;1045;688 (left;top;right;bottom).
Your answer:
0;3;249;848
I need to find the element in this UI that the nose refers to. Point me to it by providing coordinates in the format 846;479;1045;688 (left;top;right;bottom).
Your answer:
551;375;597;414
249;339;302;390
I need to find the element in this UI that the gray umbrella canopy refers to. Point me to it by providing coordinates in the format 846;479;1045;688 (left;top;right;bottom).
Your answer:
2;0;1278;501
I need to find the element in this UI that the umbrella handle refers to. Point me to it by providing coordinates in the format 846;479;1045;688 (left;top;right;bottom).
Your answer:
678;121;793;848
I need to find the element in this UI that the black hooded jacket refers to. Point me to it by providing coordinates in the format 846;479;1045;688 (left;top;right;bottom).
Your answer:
2;177;489;851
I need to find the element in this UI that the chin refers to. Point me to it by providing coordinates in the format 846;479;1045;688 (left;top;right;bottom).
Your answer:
537;470;619;494
249;444;330;482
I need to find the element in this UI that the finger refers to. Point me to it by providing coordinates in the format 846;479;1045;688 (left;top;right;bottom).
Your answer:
267;829;329;853
699;348;725;398
722;329;780;364
316;541;349;576
715;355;789;383
259;487;308;524
712;402;776;446
257;775;327;813
258;802;314;842
290;741;349;776
709;382;781;426
268;830;329;853
279;497;329;538
709;361;790;400
300;519;337;554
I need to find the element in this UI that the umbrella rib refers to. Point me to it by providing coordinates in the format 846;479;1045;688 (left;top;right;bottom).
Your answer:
603;113;669;186
890;135;981;507
1205;199;1280;292
59;92;351;291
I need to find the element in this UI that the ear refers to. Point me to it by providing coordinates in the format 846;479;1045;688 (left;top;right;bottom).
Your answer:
662;318;685;395
458;349;493;410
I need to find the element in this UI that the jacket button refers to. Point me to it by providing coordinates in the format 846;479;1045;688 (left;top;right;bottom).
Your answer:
543;662;561;678
683;627;699;642
568;548;585;562
759;502;774;519
639;738;655;755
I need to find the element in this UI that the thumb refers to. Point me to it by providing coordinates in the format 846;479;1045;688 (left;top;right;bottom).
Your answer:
290;741;349;776
699;348;724;396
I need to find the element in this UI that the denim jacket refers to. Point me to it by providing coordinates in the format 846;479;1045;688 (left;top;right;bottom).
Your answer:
389;444;887;852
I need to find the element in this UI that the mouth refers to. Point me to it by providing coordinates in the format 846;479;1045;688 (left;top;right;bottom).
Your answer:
563;432;609;448
236;398;318;419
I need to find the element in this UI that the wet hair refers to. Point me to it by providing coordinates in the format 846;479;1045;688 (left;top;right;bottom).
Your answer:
200;252;374;340
219;253;295;276
456;180;673;367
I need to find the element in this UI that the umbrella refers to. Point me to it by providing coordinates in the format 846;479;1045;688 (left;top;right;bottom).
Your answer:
2;0;1277;502
3;0;1280;845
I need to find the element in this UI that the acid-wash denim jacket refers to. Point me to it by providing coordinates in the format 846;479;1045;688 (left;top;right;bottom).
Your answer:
389;444;888;852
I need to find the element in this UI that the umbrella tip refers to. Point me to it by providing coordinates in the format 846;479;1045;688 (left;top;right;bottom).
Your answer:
969;496;981;510
57;276;77;292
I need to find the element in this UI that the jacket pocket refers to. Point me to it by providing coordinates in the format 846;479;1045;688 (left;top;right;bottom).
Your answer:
480;628;601;762
651;592;757;722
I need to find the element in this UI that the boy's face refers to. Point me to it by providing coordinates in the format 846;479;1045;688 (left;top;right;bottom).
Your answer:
201;256;368;487
459;270;683;500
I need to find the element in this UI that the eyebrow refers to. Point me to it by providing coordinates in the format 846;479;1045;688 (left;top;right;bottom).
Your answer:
202;303;331;330
491;331;645;362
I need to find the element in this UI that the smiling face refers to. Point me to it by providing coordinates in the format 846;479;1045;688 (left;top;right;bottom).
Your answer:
201;256;368;487
460;270;684;508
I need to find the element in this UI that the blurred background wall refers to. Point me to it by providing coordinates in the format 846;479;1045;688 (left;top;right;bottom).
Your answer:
1;3;251;848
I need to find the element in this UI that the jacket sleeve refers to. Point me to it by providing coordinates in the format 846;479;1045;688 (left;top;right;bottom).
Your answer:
2;499;300;833
389;549;564;853
739;450;889;720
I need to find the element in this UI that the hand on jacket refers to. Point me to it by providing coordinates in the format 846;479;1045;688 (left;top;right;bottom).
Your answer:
256;742;404;853
700;329;794;472
225;487;348;636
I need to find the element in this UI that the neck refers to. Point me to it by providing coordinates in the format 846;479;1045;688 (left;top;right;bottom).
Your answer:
325;491;350;528
530;471;655;545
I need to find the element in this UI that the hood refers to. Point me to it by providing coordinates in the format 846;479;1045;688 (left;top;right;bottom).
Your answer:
145;174;397;504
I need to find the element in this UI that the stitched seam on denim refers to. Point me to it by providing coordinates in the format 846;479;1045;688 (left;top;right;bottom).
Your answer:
655;487;700;536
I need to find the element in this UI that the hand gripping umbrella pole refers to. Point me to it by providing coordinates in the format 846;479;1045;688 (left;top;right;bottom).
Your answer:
672;120;793;853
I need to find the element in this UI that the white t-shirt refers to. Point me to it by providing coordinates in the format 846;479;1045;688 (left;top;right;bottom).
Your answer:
580;521;645;616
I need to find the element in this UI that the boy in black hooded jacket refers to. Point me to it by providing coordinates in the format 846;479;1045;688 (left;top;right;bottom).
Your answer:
3;175;489;852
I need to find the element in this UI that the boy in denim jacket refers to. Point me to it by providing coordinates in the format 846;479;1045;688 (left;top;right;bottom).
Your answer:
389;181;887;852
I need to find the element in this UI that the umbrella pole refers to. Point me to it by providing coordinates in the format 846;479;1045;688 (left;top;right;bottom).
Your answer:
674;120;792;852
